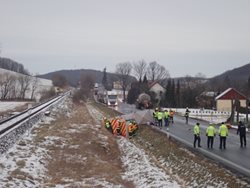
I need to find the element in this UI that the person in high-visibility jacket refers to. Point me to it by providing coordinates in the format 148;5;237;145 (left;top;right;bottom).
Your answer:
193;122;201;148
206;123;216;149
164;109;170;127
104;117;112;133
219;122;228;149
157;109;163;127
153;108;158;126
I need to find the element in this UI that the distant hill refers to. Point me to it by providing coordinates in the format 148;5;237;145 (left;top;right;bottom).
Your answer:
210;63;250;82
0;57;29;75
206;63;250;94
38;69;136;87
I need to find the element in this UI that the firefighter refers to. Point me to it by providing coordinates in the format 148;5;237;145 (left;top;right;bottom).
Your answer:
237;121;246;148
219;122;228;149
206;123;216;149
193;122;201;148
104;117;112;133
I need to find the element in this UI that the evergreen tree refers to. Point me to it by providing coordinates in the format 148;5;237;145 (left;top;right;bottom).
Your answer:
164;79;172;107
171;80;176;107
248;75;250;97
142;74;148;84
102;67;108;89
176;80;180;107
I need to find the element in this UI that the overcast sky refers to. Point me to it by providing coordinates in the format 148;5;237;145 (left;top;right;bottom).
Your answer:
0;0;250;78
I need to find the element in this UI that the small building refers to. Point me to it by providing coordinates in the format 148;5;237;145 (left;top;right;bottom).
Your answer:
149;81;165;101
215;88;247;112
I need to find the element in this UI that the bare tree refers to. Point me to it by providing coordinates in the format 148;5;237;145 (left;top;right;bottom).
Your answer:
18;75;31;99
116;62;132;102
133;60;147;82
0;73;16;99
147;61;170;82
30;76;40;100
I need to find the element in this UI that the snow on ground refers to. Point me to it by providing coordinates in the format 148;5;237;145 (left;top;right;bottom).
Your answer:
0;115;55;187
87;103;181;188
118;137;180;187
0;98;69;187
0;101;28;112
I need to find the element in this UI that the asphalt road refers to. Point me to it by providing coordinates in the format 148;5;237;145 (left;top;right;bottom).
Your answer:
156;115;250;177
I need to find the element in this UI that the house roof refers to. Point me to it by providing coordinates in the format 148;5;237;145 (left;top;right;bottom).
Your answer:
215;88;247;100
148;81;163;89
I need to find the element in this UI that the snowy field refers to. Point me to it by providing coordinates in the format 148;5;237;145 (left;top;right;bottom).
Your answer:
0;101;28;112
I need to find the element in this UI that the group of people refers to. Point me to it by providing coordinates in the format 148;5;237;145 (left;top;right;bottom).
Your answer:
153;108;174;128
193;121;247;149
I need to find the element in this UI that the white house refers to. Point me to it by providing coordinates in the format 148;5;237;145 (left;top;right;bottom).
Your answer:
149;81;165;101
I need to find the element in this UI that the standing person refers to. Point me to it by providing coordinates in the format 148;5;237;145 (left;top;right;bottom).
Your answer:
185;107;190;124
153;108;158;126
219;122;228;149
237;121;247;147
169;109;175;124
193;122;201;148
206;123;216;149
157;109;163;128
164;109;170;127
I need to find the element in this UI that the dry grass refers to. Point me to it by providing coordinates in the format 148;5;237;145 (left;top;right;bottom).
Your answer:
32;101;134;187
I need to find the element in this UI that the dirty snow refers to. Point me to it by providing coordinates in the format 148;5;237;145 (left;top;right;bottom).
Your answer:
118;137;180;187
0;98;67;187
0;116;52;187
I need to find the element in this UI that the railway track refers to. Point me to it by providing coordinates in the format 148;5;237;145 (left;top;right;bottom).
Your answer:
0;92;69;154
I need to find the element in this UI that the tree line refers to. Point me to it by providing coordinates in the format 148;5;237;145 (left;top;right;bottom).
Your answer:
101;60;213;109
0;57;29;75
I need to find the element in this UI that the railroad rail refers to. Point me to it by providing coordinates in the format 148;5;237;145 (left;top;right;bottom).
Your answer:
0;92;69;154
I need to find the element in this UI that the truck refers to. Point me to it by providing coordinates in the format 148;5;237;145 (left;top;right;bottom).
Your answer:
104;90;118;106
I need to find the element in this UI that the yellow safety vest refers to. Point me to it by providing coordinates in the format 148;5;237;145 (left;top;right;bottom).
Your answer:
194;125;200;135
206;125;216;136
157;112;163;120
219;124;228;137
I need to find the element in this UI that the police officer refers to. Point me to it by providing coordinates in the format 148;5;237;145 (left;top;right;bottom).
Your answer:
219;122;228;149
206;123;216;149
193;122;201;148
237;121;247;147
